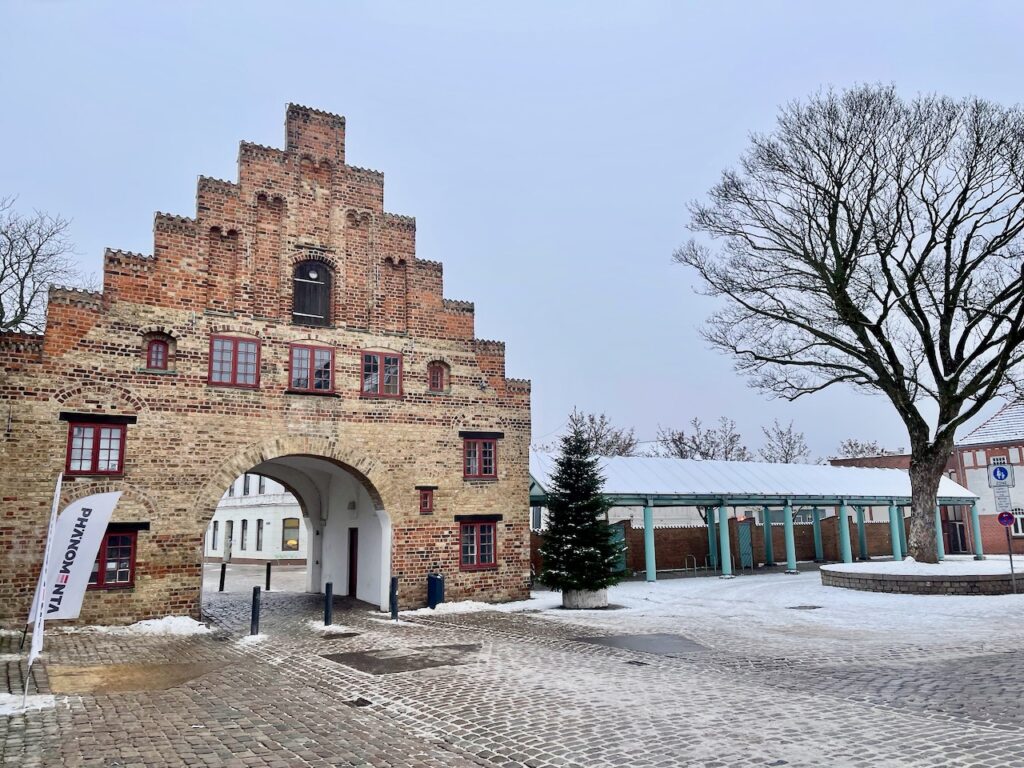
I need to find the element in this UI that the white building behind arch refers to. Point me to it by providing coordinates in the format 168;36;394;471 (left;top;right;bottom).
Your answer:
204;473;308;564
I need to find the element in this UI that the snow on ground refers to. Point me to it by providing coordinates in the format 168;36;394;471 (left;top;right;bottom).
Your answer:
306;620;358;634
236;634;267;647
0;693;56;716
823;554;1017;575
410;570;1024;648
402;600;504;617
60;616;212;636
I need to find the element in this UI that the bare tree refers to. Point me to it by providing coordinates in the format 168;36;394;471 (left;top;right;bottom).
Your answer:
0;197;75;332
676;86;1024;562
835;438;890;459
759;419;810;463
538;411;638;457
655;416;753;461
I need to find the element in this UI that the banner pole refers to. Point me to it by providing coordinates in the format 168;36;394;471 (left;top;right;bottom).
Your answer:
23;473;63;710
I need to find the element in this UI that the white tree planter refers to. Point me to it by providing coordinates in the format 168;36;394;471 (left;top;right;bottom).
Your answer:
562;588;608;609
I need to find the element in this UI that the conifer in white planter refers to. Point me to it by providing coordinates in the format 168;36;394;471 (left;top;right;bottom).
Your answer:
538;411;624;608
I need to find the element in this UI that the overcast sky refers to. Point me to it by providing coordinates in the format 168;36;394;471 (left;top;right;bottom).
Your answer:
3;1;1021;457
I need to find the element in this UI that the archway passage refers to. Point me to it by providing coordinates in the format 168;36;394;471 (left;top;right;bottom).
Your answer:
200;454;390;612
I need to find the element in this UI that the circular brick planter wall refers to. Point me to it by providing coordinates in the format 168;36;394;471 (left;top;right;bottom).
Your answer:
821;568;1019;595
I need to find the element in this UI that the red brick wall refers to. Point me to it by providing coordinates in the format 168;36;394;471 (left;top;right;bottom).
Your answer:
978;515;1024;555
0;105;532;623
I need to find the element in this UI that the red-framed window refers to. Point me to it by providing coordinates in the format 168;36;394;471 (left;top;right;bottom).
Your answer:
463;439;497;479
289;344;335;392
460;521;497;570
146;339;168;370
419;489;434;514
66;423;126;476
208;336;260;388
88;530;137;589
361;351;402;397
428;362;448;393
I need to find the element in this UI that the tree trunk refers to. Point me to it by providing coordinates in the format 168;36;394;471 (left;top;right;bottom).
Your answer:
906;443;952;563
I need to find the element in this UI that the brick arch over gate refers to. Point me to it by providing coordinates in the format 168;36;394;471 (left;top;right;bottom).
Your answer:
191;435;387;523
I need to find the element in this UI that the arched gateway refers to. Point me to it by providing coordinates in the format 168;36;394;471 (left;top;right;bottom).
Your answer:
0;105;531;624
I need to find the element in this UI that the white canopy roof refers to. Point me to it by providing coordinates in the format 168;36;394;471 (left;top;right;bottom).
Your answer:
529;451;976;506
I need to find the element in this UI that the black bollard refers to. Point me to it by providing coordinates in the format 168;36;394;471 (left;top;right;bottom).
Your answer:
218;562;226;592
265;561;272;591
250;586;261;636
389;576;399;621
324;581;333;626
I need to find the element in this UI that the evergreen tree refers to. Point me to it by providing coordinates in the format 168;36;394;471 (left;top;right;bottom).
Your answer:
539;412;624;592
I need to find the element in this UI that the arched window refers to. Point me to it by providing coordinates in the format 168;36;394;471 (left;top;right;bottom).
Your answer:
146;339;169;370
293;260;332;326
1013;507;1024;538
427;361;449;393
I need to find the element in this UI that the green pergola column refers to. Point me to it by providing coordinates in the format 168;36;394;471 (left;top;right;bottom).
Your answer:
934;506;945;561
856;506;868;561
718;503;734;577
897;507;908;557
837;502;853;563
762;506;775;566
782;501;797;573
643;505;656;582
888;501;903;560
969;501;985;560
811;508;824;562
707;510;719;570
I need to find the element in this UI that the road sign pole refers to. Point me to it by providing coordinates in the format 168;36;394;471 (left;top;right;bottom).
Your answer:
1007;527;1017;595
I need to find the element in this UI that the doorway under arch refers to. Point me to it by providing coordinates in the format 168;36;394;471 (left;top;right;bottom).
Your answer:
199;452;391;611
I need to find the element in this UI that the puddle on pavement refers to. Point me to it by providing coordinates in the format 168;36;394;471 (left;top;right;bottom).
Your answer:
574;633;707;655
47;662;223;694
322;643;482;675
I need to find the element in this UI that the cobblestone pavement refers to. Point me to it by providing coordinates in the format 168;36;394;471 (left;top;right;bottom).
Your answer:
3;586;1024;768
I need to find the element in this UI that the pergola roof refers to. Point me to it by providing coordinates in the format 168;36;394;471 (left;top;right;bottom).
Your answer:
529;451;977;507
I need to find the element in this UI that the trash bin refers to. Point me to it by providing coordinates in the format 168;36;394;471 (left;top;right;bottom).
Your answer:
427;573;445;609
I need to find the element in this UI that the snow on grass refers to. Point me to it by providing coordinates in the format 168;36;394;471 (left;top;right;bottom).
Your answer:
823;554;1017;575
0;693;56;716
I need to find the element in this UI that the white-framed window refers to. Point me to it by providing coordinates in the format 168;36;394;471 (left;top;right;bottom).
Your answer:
990;456;1008;466
1013;507;1024;538
531;506;543;531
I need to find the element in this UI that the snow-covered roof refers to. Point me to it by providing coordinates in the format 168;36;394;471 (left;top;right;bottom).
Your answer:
529;451;976;506
958;400;1024;447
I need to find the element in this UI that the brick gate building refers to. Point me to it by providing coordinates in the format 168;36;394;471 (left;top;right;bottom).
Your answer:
0;105;531;624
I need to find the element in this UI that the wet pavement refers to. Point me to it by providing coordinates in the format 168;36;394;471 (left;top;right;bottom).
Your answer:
2;586;1024;767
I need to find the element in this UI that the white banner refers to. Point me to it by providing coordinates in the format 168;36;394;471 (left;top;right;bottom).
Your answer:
27;491;121;623
26;474;63;673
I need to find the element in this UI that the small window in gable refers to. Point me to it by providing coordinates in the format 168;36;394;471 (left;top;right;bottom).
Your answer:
427;361;449;393
293;260;332;326
146;339;168;370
